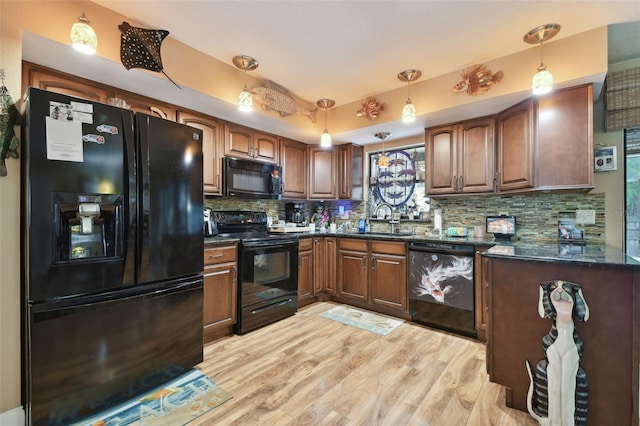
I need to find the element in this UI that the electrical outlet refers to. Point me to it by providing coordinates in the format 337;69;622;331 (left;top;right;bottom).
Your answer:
576;209;596;225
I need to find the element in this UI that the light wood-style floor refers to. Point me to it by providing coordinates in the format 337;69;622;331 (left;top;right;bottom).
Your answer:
193;302;537;425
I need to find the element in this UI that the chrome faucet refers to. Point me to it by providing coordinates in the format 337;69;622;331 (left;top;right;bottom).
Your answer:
373;203;400;233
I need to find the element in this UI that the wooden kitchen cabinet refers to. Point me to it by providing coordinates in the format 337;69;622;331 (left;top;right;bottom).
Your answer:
337;238;408;314
224;123;279;164
497;84;594;193
23;62;109;103
369;241;408;311
313;237;325;294
203;243;237;342
298;238;314;305
425;116;495;195
535;84;594;191
309;146;338;199
280;138;308;199
324;237;337;294
496;98;535;192
337;238;369;301
474;244;493;343
338;143;364;200
178;111;223;195
111;90;176;121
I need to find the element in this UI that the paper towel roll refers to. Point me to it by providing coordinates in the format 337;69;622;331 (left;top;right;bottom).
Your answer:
433;209;442;231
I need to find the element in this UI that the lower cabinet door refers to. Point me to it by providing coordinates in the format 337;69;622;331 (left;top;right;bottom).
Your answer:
203;263;237;332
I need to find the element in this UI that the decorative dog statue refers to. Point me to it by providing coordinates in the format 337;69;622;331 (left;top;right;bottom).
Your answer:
526;280;590;426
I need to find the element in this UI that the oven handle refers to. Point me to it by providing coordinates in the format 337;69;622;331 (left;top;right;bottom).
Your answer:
250;298;293;314
243;241;297;250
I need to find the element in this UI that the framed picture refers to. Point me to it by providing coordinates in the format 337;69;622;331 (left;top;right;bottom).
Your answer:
594;146;617;171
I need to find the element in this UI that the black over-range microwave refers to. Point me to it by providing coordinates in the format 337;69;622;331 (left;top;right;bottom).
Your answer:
223;157;283;199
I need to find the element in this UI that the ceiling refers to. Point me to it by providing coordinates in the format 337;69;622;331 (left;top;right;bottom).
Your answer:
82;1;640;145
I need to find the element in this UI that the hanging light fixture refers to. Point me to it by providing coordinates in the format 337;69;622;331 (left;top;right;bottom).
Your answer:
70;9;98;55
232;55;259;112
524;23;561;95
397;69;422;123
375;132;392;168
317;99;335;147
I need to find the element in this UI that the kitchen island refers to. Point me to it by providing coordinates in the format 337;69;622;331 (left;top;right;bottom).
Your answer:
482;243;640;425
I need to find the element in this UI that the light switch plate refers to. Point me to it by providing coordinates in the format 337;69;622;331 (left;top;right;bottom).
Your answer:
576;209;596;225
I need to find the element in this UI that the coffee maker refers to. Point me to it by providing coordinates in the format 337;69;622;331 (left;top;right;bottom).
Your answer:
285;202;306;226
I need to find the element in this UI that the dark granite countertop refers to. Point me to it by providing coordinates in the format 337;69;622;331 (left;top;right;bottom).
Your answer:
483;242;640;268
204;236;240;246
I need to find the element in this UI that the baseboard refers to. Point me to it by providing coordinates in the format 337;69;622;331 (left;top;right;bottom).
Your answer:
0;406;25;425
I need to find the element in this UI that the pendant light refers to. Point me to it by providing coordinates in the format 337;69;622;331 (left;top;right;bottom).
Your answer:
524;23;561;95
375;132;392;168
70;9;98;55
397;69;422;123
232;55;259;112
317;99;335;148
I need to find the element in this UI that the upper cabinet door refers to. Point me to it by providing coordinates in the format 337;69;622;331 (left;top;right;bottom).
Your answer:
338;144;364;200
280;138;308;199
112;91;176;121
426;125;458;194
253;132;279;164
309;146;337;199
459;117;495;193
23;62;108;103
224;123;253;160
496;98;535;192
224;124;278;164
178;111;223;195
535;84;593;191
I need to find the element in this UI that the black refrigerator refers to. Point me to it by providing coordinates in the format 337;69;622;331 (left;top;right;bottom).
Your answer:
21;88;205;426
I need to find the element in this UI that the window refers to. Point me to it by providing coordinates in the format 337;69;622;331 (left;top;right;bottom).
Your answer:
367;146;429;219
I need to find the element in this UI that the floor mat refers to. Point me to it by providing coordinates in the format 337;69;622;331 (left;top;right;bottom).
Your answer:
70;369;232;425
320;304;404;335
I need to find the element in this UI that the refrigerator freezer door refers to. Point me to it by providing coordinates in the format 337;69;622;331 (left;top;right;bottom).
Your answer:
136;114;204;284
25;277;204;426
22;88;136;301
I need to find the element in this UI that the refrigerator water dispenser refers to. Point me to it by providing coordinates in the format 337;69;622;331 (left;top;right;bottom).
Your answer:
53;192;123;262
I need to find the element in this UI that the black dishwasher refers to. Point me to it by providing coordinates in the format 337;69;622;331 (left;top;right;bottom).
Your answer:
408;241;476;337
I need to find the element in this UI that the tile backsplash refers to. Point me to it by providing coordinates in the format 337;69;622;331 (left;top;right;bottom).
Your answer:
205;191;605;243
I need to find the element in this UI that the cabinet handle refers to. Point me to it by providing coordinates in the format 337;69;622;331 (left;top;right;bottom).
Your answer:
208;253;223;259
232;267;237;284
361;257;367;269
459;176;463;191
371;256;376;270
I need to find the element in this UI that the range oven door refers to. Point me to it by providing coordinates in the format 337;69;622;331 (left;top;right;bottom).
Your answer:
408;242;476;337
236;239;298;334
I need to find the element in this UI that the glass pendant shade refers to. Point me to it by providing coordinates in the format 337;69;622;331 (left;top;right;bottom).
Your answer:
378;154;389;168
402;101;416;123
320;129;332;147
238;85;253;112
532;65;553;95
70;12;97;55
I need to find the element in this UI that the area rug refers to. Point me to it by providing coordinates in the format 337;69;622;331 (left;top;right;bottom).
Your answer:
320;305;404;336
71;369;232;426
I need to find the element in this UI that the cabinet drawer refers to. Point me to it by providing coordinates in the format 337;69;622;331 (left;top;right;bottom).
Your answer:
338;238;368;252
204;244;237;266
299;238;313;251
370;240;407;256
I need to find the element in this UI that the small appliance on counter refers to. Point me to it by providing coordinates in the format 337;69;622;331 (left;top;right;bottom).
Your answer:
486;215;516;240
285;202;307;226
204;207;217;236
